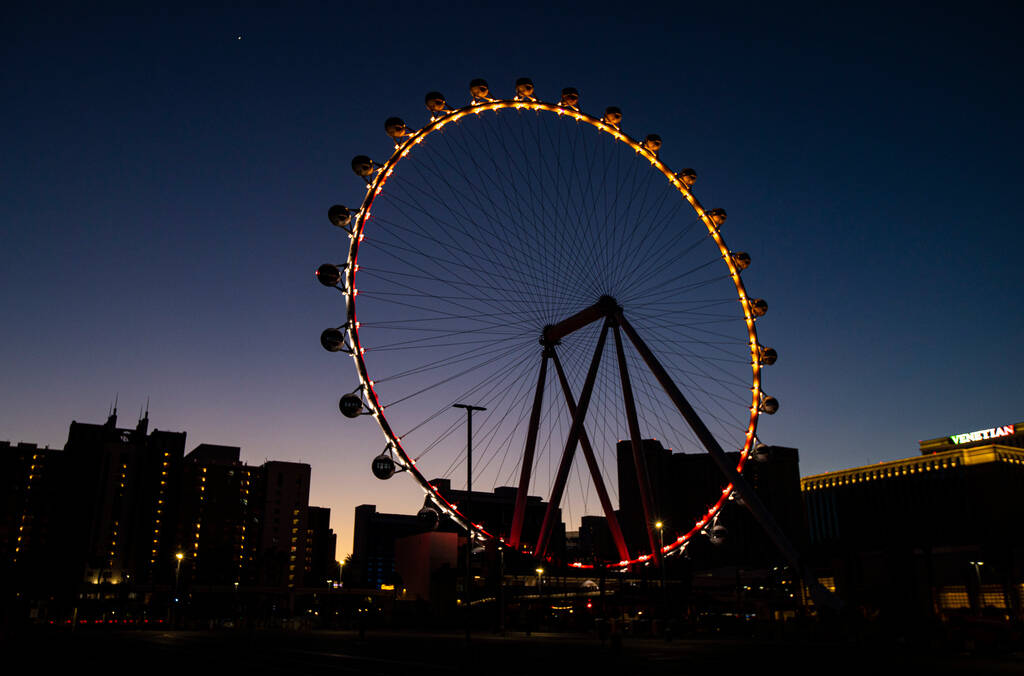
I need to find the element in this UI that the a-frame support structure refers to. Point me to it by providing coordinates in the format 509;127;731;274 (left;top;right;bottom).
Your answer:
505;295;837;607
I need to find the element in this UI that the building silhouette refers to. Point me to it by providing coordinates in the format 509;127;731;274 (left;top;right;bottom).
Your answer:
254;461;313;589
802;420;1024;621
350;504;448;589
1;441;64;603
429;479;565;558
615;439;806;567
349;482;564;590
179;444;258;586
1;410;337;622
307;506;339;586
62;410;187;590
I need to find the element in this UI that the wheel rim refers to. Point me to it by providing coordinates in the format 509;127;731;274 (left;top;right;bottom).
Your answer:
340;99;764;568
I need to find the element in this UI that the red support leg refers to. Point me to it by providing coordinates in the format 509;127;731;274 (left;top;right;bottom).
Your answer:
618;312;839;607
551;350;631;564
509;348;550;549
611;323;662;567
535;320;610;560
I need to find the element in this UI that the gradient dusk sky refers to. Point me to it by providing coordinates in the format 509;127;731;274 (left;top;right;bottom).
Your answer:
3;2;1022;556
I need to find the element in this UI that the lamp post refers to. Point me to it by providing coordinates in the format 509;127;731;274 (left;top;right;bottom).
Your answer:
453;403;485;642
173;552;184;625
969;560;984;613
655;521;669;640
536;566;545;628
498;540;505;635
174;552;184;598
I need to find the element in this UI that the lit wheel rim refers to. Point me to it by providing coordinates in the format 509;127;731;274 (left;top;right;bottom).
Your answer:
338;95;771;569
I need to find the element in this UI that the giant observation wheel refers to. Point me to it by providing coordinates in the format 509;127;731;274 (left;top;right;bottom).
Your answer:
316;78;782;569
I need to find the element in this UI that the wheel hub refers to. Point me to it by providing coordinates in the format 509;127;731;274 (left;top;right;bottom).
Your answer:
542;295;619;345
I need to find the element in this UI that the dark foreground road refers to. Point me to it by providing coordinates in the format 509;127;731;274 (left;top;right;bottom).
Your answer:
6;628;1023;675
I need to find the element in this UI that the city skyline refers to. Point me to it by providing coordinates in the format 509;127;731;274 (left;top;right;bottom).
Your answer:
3;3;1022;557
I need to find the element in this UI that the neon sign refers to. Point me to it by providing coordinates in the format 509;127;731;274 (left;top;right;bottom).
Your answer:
949;424;1015;446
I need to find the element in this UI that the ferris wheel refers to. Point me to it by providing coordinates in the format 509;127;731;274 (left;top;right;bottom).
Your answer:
315;77;789;570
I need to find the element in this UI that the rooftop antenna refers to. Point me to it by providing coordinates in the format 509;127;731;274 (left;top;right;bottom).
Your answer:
113;392;118;416
145;396;150;419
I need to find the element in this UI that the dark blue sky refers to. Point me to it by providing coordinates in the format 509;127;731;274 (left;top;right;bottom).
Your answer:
2;2;1021;555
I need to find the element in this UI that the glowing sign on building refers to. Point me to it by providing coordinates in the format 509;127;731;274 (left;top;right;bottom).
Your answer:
949;424;1015;446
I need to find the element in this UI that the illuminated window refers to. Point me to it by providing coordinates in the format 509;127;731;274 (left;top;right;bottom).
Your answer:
938;586;970;609
980;585;1007;609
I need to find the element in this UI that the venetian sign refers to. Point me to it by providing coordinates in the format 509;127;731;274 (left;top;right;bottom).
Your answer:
949;424;1015;446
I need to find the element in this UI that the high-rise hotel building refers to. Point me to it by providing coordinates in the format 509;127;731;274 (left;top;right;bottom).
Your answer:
1;410;336;618
802;421;1024;618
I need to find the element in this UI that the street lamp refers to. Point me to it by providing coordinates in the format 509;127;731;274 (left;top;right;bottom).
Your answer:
172;552;185;625
969;560;985;612
174;552;184;596
655;521;669;640
536;567;545;629
453;403;485;643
